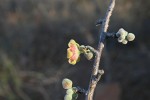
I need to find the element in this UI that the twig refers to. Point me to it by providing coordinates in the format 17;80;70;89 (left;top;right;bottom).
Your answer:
105;32;116;38
85;46;98;55
85;0;116;100
74;86;87;94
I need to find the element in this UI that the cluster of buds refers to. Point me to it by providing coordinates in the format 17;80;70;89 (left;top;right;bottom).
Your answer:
67;39;94;65
62;78;78;100
116;28;135;44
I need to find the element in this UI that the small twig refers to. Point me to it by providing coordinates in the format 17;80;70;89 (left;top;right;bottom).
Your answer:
105;32;117;38
85;46;98;55
74;86;87;94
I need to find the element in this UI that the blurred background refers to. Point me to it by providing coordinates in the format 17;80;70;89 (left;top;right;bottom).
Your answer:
0;0;150;100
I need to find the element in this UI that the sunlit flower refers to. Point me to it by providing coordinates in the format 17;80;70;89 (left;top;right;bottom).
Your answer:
67;39;80;65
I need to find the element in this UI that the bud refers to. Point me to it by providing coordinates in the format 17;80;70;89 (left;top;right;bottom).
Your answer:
84;51;93;60
62;78;72;89
116;28;128;37
79;45;85;50
117;35;125;42
66;88;74;95
126;33;135;41
79;45;86;53
64;94;72;100
122;39;128;44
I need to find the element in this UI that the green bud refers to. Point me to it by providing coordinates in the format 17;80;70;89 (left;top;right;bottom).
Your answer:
84;51;93;60
117;35;125;42
79;45;86;53
116;28;128;37
126;33;135;41
62;78;72;89
120;31;128;37
64;94;72;100
66;88;74;95
122;39;128;44
79;45;85;49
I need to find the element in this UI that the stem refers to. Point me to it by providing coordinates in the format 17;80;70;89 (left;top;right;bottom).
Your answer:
85;46;98;55
85;0;116;100
74;86;87;94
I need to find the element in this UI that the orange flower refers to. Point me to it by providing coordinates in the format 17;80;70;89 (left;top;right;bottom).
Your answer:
67;39;80;65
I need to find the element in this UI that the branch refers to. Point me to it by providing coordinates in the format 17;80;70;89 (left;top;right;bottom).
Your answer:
85;0;116;100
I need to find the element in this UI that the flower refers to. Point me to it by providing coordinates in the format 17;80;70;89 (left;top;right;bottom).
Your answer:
62;78;73;89
67;39;80;65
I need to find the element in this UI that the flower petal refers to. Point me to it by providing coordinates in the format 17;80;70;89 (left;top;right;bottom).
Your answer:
68;39;76;47
67;49;73;58
68;59;76;65
76;56;80;62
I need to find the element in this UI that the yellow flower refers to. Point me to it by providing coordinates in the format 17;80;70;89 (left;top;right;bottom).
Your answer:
67;39;80;65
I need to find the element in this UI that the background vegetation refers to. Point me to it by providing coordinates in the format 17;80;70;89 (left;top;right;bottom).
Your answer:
0;0;150;100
